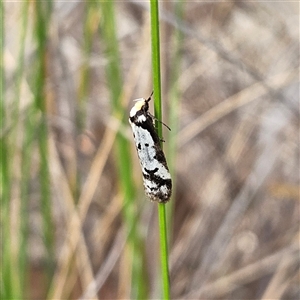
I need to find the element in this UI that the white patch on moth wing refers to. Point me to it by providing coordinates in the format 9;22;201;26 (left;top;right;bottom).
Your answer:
131;126;155;160
154;165;171;179
130;123;171;180
137;115;147;122
144;179;158;189
159;185;170;195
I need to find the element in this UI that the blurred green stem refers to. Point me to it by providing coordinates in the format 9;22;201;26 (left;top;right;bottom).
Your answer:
100;2;148;298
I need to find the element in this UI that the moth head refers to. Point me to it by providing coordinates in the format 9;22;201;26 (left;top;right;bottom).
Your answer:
130;91;153;117
130;98;146;117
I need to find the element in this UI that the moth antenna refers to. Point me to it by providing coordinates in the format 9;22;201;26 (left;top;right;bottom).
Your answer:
149;112;171;131
133;91;153;103
145;90;154;103
158;119;171;131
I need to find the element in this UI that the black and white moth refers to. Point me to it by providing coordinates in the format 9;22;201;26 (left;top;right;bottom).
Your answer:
129;92;172;203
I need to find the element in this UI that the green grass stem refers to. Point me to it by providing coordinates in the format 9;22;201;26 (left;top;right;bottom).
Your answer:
1;2;31;298
150;1;170;299
0;2;16;299
100;2;148;298
78;2;100;130
34;0;55;284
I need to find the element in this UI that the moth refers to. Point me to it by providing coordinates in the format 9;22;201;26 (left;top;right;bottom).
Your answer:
129;92;172;203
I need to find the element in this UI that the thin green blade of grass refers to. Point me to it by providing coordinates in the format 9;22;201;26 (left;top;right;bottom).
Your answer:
150;1;171;299
16;3;39;291
0;1;15;297
78;2;101;129
99;2;148;298
73;1;102;206
1;2;31;299
34;0;55;285
19;109;38;297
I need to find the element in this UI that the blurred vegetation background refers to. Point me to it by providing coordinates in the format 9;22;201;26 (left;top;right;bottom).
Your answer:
1;1;299;299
